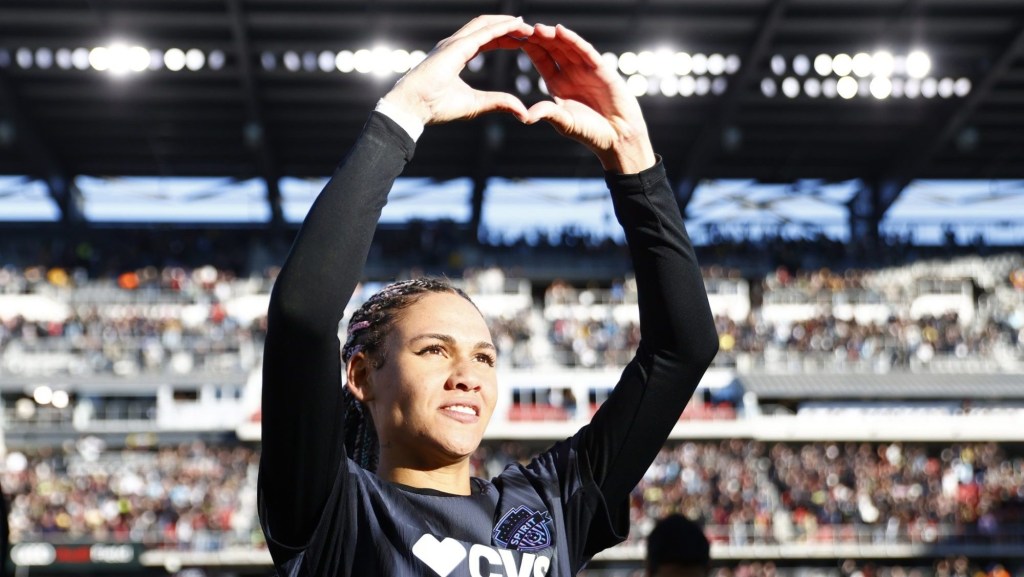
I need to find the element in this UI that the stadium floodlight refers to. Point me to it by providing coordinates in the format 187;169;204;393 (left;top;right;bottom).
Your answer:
185;48;205;71
636;51;656;76
52;390;70;409
792;54;810;76
694;75;711;95
89;46;110;71
707;53;725;75
16;47;33;69
35;47;53;69
691;53;708;75
538;77;548;95
353;49;373;73
724;54;741;75
129;45;149;72
921;77;937;98
618;51;638;75
836;76;858;99
770;54;786;75
467;53;485;73
409;50;427;67
626;74;648;96
711;76;728;95
673;52;692;76
282;50;300;71
954;77;972;97
55;48;73;69
33;385;53;405
655;49;674;76
813;54;832;76
148;48;164;70
822;77;838;98
831;53;853;76
335;50;354;72
318;50;335;72
803;77;821;98
760;77;777;97
208;49;225;71
72;47;90;70
904;77;921;98
261;51;276;71
781;77;800;98
660;75;679;97
870;76;892;99
515;74;532;95
371;47;393;76
301;51;317;72
851;52;872;77
890;77;905;98
520;52;535;72
938;77;954;98
872;51;894;77
647;75;660;96
105;44;134;74
164;48;186;71
906;50;930;78
679;75;696;97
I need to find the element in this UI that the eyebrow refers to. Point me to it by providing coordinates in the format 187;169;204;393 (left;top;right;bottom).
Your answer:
409;333;496;352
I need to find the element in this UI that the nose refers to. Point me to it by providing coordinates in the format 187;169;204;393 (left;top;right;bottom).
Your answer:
445;358;484;392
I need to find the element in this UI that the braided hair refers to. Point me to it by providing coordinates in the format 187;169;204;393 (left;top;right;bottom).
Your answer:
341;277;476;471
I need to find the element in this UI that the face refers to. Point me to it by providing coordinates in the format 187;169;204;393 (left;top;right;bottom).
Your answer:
352;291;498;468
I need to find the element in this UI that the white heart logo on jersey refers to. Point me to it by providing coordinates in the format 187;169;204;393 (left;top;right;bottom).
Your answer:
412;534;467;577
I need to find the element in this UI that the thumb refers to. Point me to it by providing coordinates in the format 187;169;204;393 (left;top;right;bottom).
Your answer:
526;100;573;134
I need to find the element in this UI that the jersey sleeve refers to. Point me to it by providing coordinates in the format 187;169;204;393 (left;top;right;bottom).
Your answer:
257;112;415;553
558;157;720;561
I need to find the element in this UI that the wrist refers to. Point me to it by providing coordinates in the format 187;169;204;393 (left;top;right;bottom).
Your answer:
381;82;431;127
598;144;657;174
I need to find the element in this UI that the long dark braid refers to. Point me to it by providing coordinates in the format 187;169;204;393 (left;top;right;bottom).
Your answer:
341;277;475;471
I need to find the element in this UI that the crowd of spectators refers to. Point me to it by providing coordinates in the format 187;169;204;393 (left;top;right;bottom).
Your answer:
1;439;261;549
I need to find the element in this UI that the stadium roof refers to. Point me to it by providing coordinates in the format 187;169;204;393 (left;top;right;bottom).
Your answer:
740;372;1024;400
2;0;1024;232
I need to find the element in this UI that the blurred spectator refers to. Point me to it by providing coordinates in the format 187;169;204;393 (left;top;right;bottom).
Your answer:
646;514;711;577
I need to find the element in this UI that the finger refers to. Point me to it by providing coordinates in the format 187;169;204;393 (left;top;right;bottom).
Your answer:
474;90;530;121
520;42;560;78
526;100;573;133
527;25;580;69
452;17;532;52
447;15;525;42
554;24;603;69
477;33;532;54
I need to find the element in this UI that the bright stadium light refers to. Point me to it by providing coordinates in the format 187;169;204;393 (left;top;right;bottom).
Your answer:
515;74;532;95
904;77;921;98
89;46;110;71
694;75;711;95
872;51;894;77
803;77;821;98
353;49;373;73
301;51;317;72
148;48;164;70
626;74;648;96
921;77;938;98
129;45;149;72
371;47;392;75
851;52;872;77
55;48;73;69
707;53;725;75
938;77;954;98
164;48;186;71
954;77;972;97
106;44;134;74
679;75;696;97
654;48;674;76
16;47;33;69
870;76;892;99
33;385;53;405
390;49;412;73
261;51;276;71
601;52;618;72
72;47;90;70
467;53;485;73
891;77;905;98
822;77;838;98
673;52;692;76
836;76;858;99
813;54;832;76
335;50;354;72
185;48;205;71
52;390;70;409
770;54;786;75
906;50;931;78
35;48;53;69
208;49;225;70
781;77;800;98
409;50;427;67
318;50;335;72
618;51;638;75
660;75;679;97
760;77;777;97
831;53;853;76
636;51;656;76
724;54;741;74
792;54;810;76
691;53;708;75
711;76;728;95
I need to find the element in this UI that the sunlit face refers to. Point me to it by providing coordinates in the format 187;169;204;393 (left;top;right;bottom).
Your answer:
355;292;498;469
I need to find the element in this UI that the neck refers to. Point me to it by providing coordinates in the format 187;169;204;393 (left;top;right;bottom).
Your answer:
378;458;474;495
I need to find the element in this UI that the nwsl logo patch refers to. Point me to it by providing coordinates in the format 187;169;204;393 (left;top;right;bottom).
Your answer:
493;506;553;552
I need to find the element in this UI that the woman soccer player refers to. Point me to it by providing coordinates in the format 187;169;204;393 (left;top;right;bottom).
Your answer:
258;15;719;577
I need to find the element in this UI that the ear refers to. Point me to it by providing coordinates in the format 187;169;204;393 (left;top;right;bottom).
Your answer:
345;351;376;403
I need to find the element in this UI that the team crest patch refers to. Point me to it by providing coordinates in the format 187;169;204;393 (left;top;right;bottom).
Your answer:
493;505;553;552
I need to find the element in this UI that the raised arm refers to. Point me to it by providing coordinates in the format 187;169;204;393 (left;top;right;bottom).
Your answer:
258;15;534;551
524;22;719;536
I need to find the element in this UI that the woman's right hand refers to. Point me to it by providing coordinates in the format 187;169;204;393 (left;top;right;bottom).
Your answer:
382;15;534;126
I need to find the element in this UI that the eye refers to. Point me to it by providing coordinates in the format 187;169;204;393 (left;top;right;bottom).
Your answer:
417;344;445;356
475;352;497;367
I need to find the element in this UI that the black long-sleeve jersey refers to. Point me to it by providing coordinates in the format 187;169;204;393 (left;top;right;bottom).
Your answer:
257;112;719;577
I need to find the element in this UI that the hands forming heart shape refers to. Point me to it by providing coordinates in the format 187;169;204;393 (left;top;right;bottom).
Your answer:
382;15;656;174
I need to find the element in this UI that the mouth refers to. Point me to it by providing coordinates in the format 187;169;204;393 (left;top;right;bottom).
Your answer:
439;402;481;423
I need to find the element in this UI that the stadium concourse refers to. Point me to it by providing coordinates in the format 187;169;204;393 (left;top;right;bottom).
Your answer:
0;248;1022;576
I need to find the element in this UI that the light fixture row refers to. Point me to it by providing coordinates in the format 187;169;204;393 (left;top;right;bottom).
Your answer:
770;51;933;79
761;75;972;100
0;45;225;73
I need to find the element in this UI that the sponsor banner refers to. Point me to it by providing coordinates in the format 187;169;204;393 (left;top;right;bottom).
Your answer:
10;542;141;570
